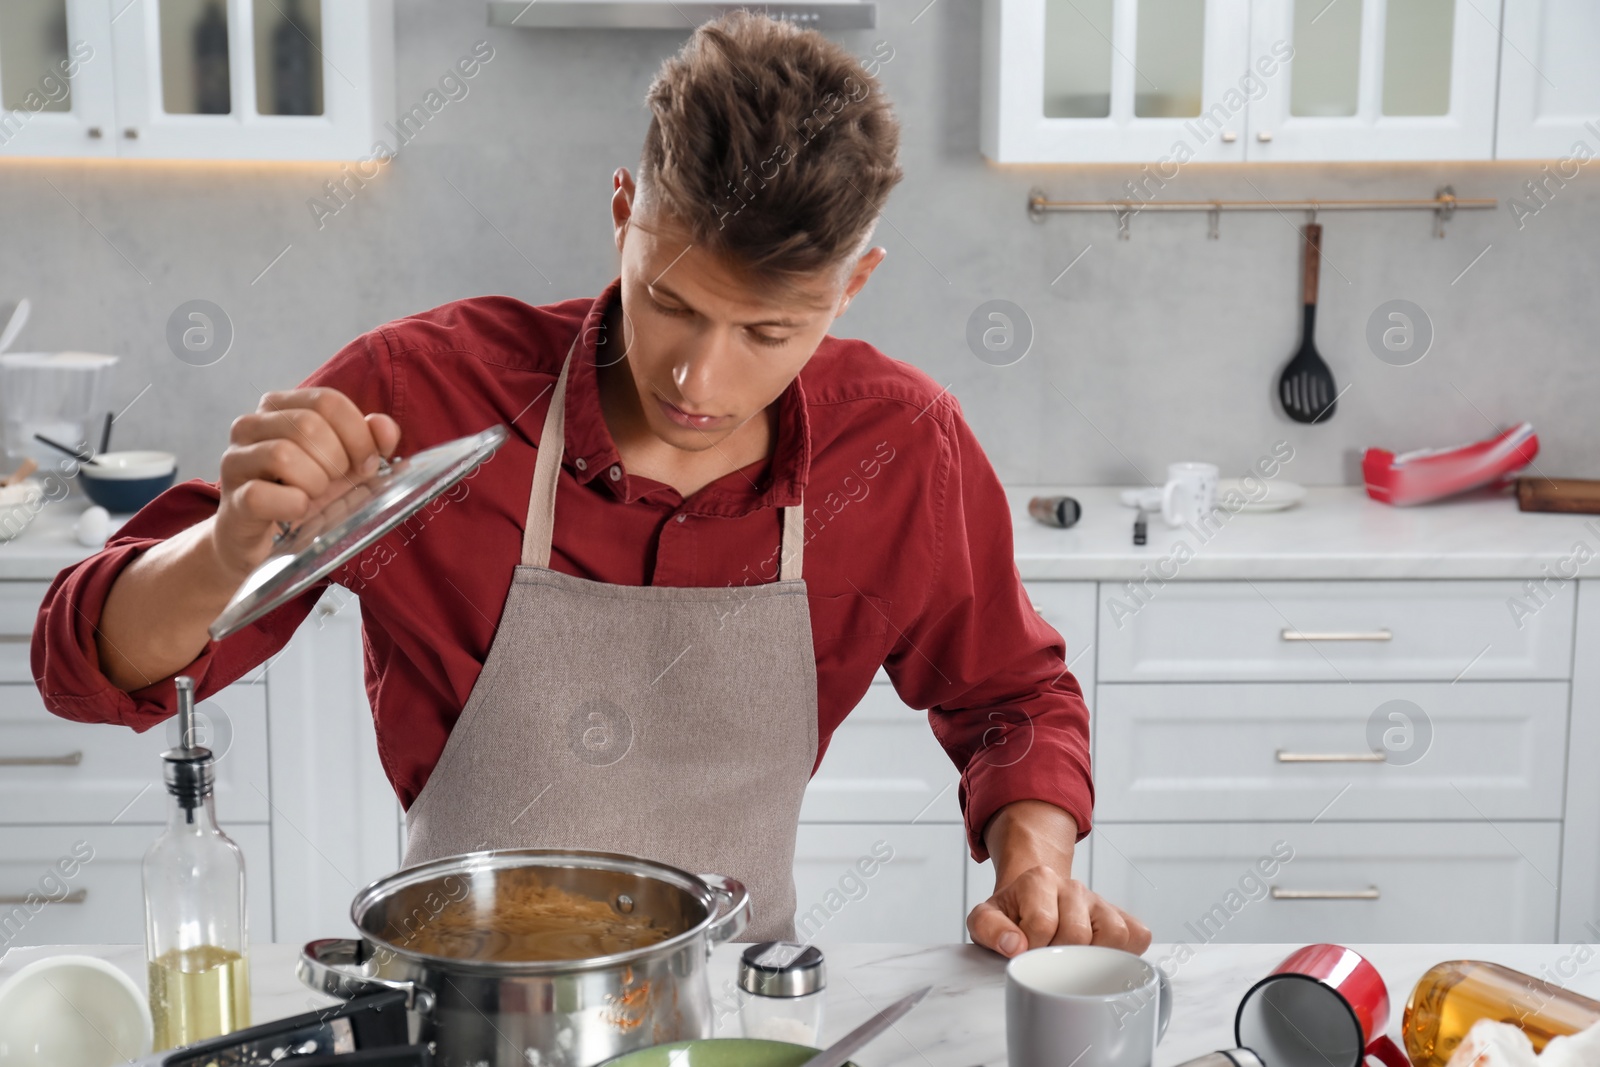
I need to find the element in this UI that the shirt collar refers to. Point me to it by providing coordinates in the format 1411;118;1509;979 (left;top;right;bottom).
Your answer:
559;278;810;516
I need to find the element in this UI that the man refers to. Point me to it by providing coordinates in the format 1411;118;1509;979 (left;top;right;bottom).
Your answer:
33;14;1149;954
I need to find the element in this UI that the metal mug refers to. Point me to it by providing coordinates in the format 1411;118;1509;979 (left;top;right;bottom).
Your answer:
1006;945;1172;1067
1234;943;1410;1067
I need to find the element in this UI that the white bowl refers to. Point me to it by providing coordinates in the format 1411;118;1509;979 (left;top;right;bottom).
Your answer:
0;954;153;1065
0;478;44;542
83;450;177;480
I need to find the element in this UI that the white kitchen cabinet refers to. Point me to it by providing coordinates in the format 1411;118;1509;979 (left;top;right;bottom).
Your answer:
0;0;117;157
1495;0;1600;159
0;822;272;949
1025;580;1098;695
792;823;967;944
981;0;1253;163
1097;579;1575;683
1091;821;1561;944
0;582;55;682
265;588;401;948
1246;0;1501;161
802;679;960;825
0;0;393;160
1094;680;1570;822
0;680;270;826
1559;580;1600;943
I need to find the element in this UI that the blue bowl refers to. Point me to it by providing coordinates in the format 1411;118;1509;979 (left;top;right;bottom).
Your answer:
80;450;178;514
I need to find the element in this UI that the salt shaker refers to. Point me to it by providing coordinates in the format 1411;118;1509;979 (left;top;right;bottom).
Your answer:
738;941;825;1045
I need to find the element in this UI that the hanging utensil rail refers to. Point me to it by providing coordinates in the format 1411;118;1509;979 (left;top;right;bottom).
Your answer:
1027;186;1496;238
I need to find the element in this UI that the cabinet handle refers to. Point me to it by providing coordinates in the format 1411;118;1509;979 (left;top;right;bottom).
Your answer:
1276;749;1385;763
0;751;83;767
0;888;87;905
1221;130;1238;143
0;633;31;643
1271;886;1379;901
1280;628;1392;642
87;126;103;139
1257;130;1273;142
123;127;139;139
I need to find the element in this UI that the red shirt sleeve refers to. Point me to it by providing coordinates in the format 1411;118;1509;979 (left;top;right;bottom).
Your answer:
32;327;396;729
885;395;1094;862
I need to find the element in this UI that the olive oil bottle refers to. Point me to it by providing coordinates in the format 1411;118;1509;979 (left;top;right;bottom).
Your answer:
1403;960;1600;1067
143;676;251;1049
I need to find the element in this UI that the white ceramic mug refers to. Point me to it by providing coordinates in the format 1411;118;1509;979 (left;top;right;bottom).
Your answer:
0;954;153;1066
1007;945;1172;1067
1161;462;1219;528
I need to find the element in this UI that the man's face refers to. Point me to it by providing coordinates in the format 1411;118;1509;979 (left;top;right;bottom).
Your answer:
608;170;882;453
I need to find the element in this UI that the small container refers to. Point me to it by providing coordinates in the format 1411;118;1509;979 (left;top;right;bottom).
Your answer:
739;941;825;1046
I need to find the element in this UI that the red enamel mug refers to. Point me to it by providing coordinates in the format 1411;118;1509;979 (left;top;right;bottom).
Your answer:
1234;945;1410;1067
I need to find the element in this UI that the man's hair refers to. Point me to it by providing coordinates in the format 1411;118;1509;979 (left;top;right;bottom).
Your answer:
638;12;902;289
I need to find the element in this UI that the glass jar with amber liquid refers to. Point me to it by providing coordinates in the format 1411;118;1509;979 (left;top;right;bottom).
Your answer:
142;677;251;1050
1403;960;1600;1067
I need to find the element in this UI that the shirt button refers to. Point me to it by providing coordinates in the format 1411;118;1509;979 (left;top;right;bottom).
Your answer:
609;465;622;481
676;514;687;523
574;457;587;471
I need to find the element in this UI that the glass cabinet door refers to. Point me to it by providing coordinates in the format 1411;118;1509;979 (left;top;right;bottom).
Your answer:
0;0;116;157
110;0;389;161
1247;0;1498;161
985;0;1251;163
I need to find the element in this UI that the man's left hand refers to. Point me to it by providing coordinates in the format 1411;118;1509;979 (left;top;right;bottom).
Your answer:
968;799;1151;958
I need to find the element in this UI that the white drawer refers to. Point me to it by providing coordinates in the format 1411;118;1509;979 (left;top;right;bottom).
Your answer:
0;683;269;825
1025;581;1098;694
1090;821;1559;943
793;823;966;943
1098;580;1575;682
0;582;49;683
802;682;959;824
0;823;273;949
1095;681;1569;821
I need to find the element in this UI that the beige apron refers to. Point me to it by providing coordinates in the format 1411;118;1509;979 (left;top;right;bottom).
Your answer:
402;338;819;942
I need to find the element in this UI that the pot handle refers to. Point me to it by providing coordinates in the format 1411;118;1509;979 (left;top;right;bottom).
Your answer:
698;873;751;950
298;938;435;1014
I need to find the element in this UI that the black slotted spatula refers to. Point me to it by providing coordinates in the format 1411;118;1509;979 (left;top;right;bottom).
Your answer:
1278;222;1338;423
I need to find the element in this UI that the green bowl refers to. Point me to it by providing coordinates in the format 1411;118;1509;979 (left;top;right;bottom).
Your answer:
598;1038;860;1066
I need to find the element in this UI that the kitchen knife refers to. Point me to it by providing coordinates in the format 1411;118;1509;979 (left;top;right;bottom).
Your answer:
798;985;932;1067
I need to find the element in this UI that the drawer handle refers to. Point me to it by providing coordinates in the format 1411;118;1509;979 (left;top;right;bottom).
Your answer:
0;888;87;905
1271;886;1380;901
0;751;84;767
1276;749;1386;763
0;633;30;644
1281;628;1392;642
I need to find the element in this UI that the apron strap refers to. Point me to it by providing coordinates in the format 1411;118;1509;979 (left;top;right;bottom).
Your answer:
521;340;805;581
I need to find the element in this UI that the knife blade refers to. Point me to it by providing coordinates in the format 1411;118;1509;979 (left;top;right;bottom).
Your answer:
799;985;932;1067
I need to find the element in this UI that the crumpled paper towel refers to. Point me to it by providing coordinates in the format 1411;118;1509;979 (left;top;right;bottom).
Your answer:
1445;1018;1600;1066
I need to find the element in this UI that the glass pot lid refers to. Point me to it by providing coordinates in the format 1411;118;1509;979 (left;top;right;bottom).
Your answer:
208;424;509;640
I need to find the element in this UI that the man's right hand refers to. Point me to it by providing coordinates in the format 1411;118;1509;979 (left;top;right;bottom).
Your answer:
213;388;401;579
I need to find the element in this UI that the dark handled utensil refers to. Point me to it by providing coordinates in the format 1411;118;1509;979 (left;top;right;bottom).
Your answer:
799;985;932;1067
33;432;99;465
1277;222;1337;424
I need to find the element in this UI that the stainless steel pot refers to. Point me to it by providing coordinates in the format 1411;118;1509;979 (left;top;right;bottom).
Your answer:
298;848;751;1067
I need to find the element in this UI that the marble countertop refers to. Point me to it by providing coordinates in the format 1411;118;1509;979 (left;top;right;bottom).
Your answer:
4;941;1597;1065
1010;485;1600;580
4;486;1599;584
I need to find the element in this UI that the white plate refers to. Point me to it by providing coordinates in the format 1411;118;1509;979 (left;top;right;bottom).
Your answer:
1218;478;1306;512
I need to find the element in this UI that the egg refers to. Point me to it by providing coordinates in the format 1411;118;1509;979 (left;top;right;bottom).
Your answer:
76;505;110;548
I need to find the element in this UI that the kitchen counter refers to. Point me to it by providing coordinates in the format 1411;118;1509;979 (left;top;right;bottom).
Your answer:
1010;484;1600;580
5;487;1598;583
4;941;1596;1065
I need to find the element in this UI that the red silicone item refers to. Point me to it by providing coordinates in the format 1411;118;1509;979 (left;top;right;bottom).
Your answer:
1362;423;1538;506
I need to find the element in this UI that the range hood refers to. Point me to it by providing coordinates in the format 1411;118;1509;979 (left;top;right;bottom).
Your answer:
487;0;876;30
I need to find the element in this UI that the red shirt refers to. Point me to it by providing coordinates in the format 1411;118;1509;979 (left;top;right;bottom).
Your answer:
31;281;1092;860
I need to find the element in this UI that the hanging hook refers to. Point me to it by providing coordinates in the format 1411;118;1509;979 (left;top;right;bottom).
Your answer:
1208;202;1222;240
1115;205;1132;241
1305;202;1319;226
